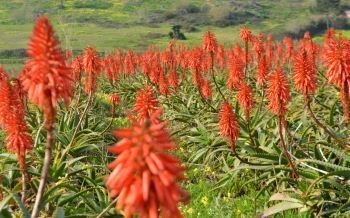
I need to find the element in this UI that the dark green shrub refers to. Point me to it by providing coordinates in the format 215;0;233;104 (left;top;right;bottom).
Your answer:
73;0;113;9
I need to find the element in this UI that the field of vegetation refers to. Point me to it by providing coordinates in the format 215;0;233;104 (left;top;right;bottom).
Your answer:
1;1;350;218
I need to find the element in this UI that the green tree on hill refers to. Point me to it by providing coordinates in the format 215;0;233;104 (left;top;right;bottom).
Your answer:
314;0;342;28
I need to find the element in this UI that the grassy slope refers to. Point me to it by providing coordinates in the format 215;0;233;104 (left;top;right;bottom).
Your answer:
0;2;348;216
0;0;315;51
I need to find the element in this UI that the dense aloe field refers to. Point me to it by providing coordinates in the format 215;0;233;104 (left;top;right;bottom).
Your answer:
1;15;350;218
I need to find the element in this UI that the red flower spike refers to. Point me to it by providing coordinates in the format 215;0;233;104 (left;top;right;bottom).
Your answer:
72;55;84;81
323;36;350;120
227;51;244;90
168;67;179;89
256;56;269;87
219;102;240;150
202;31;217;54
106;115;189;218
0;71;33;171
124;50;136;75
158;71;169;96
83;46;101;94
293;48;317;96
110;93;120;105
21;16;73;112
216;44;226;69
267;65;291;116
0;73;11;129
5;84;33;171
237;83;254;121
201;79;212;99
134;86;159;122
239;26;253;43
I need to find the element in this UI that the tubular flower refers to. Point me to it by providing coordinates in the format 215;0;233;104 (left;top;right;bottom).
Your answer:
239;26;253;43
107;53;119;82
237;83;254;121
215;44;226;69
256;56;269;87
5;83;33;171
110;93;120;105
0;73;32;171
0;72;11;129
202;31;217;54
252;33;264;61
323;36;350;120
283;37;294;63
323;37;350;90
192;69;203;88
227;52;244;90
124;50;136;75
158;71;169;96
83;46;100;94
21;16;73;114
267;66;291;116
134;86;159;122
168;67;179;89
201;79;212;99
219;102;239;150
106;115;189;218
72;55;84;81
293;48;317;96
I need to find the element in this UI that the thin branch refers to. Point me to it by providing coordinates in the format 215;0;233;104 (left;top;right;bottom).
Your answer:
96;198;119;218
305;95;349;146
31;104;55;218
278;116;299;179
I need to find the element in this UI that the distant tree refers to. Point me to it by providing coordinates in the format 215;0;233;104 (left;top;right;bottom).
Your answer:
169;25;186;40
58;0;65;9
314;0;341;28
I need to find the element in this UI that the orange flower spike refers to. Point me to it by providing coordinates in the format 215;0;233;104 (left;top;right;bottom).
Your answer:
83;46;100;94
0;72;11;129
72;55;84;81
252;33;264;62
202;31;217;54
106;115;189;218
21;16;73;124
267;65;291;116
201;79;212;99
168;67;179;89
134;86;159;122
293;47;317;96
256;56;269;87
110;93;120;105
219;102;240;150
216;44;226;69
237;82;254;121
323;35;350;120
283;37;294;63
239;26;253;43
158;71;169;96
5;84;33;171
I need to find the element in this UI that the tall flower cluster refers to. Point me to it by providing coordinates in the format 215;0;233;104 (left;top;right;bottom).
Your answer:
21;16;74;218
323;35;350;120
21;16;73;121
0;70;32;171
237;83;254;121
202;31;217;54
219;102;239;150
134;86;159;122
267;66;291;117
293;47;317;96
83;46;100;94
106;115;189;218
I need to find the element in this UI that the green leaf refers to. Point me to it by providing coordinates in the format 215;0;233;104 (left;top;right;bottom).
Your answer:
260;201;304;217
53;207;65;218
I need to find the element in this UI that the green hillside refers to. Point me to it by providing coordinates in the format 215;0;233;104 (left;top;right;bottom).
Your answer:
0;0;348;54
